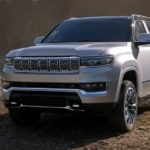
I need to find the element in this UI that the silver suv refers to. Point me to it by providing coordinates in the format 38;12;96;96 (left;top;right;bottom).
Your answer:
2;14;150;132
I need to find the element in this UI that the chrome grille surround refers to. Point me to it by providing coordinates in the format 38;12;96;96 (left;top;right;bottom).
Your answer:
13;57;80;73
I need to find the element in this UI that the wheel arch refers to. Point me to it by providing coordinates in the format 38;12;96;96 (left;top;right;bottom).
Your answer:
121;67;139;94
115;66;140;102
122;70;138;91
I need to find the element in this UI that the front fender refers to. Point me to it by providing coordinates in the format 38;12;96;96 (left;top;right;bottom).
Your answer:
114;64;140;103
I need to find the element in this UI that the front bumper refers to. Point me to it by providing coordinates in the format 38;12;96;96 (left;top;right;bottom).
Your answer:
3;86;116;112
2;65;120;112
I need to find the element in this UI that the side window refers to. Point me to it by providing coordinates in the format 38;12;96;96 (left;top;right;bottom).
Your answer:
135;21;146;40
146;22;150;32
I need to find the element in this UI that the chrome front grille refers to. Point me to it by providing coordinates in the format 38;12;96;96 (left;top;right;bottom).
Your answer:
30;59;38;70
50;59;59;71
22;59;29;70
14;57;80;73
40;59;48;70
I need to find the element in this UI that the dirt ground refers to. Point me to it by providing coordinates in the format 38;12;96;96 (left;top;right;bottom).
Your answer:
0;87;150;150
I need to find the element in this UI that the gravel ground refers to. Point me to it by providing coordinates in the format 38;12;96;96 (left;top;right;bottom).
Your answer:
0;87;150;150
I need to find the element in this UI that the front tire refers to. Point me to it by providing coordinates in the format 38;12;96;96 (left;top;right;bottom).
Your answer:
110;80;138;132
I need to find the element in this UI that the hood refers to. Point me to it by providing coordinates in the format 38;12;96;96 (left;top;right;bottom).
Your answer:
7;42;128;57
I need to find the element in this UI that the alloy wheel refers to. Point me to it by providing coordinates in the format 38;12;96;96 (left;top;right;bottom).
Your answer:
124;87;138;129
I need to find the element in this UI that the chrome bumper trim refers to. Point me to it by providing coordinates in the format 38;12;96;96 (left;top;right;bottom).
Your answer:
18;104;84;111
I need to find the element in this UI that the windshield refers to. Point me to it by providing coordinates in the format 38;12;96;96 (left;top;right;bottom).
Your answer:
43;18;132;43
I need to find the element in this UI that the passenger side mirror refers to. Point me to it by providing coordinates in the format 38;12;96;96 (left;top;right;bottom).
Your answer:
33;36;44;45
135;33;150;46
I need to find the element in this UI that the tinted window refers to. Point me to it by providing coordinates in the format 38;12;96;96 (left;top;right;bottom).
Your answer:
146;21;150;32
135;21;146;35
43;18;132;43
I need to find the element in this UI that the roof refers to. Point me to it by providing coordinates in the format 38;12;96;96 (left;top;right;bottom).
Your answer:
67;14;150;22
67;16;132;21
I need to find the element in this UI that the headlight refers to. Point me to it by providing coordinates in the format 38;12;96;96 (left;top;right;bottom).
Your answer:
5;57;14;67
80;56;113;67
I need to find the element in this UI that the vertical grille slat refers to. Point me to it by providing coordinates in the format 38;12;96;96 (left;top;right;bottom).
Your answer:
14;59;22;70
31;59;39;70
40;59;48;71
14;57;80;73
60;59;70;71
50;59;59;71
22;59;29;70
71;59;80;70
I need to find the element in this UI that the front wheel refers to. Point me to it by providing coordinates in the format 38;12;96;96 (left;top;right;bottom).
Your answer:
109;80;138;132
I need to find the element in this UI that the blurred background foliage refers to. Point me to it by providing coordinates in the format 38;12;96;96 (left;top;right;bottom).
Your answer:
0;0;150;55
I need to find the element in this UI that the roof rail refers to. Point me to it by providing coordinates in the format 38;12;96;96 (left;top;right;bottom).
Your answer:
131;14;150;21
69;17;79;20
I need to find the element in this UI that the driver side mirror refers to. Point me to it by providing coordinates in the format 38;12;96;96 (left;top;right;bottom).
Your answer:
33;36;44;45
135;33;150;46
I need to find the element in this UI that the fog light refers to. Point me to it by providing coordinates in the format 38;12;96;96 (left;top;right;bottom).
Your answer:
99;83;105;88
11;102;17;105
91;84;97;88
84;84;91;88
2;81;11;89
70;84;75;88
72;104;80;108
80;83;106;92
